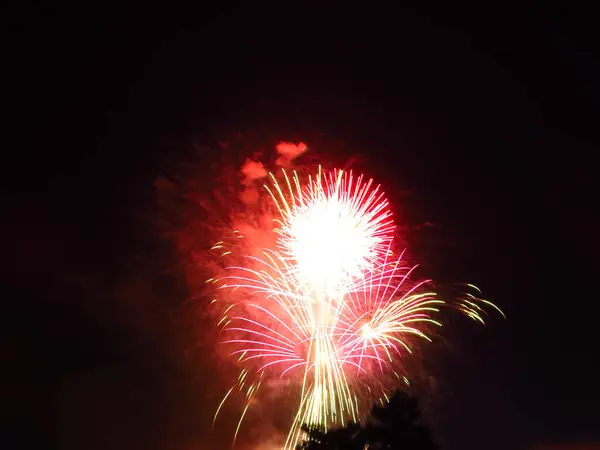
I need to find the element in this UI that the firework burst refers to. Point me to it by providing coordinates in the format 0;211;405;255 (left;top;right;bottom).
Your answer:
210;166;502;449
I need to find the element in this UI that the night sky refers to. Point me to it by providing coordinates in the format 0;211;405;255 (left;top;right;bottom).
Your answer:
4;3;600;450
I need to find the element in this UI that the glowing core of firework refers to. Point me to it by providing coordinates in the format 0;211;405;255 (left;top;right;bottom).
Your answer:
270;169;394;300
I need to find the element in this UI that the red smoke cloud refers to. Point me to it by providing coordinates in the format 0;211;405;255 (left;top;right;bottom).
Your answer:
239;142;308;204
241;159;268;183
275;141;308;167
240;159;268;204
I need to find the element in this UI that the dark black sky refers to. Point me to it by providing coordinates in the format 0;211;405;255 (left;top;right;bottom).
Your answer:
4;3;600;450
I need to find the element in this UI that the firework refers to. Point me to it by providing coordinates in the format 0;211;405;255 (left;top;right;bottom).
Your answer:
210;167;501;449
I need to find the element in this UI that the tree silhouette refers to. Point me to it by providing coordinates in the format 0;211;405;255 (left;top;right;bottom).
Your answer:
366;390;437;450
298;421;366;450
297;390;437;450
